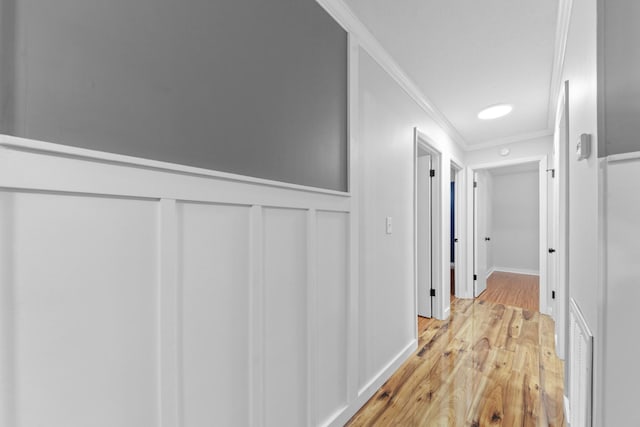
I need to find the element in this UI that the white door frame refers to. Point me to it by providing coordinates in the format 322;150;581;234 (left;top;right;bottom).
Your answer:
466;155;550;315
413;129;443;319
554;80;570;360
473;170;490;297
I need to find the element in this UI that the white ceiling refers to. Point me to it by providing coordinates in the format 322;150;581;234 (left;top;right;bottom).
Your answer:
342;0;559;148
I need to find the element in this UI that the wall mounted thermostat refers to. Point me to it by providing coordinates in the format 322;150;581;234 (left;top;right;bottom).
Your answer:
576;133;591;161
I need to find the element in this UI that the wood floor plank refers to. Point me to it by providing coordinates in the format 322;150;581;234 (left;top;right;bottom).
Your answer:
347;274;565;427
478;271;540;311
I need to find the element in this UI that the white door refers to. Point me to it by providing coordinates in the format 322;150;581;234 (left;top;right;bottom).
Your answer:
548;155;558;318
417;154;432;317
474;171;488;297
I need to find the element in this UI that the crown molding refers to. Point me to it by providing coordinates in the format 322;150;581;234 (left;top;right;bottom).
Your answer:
547;0;574;129
465;128;554;152
315;0;470;151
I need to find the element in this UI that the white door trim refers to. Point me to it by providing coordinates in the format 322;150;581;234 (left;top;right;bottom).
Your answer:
413;128;444;320
554;80;570;360
467;155;550;315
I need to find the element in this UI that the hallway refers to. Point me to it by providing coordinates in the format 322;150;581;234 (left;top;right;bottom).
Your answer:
347;278;565;426
3;0;631;424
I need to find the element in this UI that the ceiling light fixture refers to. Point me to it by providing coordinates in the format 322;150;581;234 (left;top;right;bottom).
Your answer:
478;104;513;120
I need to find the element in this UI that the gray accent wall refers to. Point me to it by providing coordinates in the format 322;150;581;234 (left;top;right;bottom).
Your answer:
2;0;348;191
601;0;640;157
0;0;16;134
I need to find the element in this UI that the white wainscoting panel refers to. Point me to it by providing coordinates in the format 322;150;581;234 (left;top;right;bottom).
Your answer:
0;136;361;427
315;211;349;425
178;202;251;426
603;153;640;427
263;208;308;427
6;191;159;427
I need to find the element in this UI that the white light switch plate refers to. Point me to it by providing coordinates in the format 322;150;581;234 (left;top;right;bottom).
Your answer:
386;216;393;234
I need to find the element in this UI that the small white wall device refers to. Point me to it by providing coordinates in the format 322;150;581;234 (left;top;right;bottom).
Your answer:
576;133;591;161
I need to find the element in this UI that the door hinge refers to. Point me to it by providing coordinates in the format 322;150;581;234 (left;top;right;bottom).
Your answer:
430;169;435;177
473;181;478;188
552;290;556;299
430;288;436;297
548;248;556;253
473;274;477;281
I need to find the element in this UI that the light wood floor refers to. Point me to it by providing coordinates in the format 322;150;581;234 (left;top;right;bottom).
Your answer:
347;275;564;426
478;271;540;312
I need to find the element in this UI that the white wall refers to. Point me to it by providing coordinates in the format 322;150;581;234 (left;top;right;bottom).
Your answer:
465;135;553;166
491;169;540;274
356;47;466;399
564;0;599;347
560;0;601;423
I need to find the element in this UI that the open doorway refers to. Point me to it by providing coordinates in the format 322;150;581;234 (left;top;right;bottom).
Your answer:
450;163;462;301
469;157;549;313
413;129;442;319
473;169;491;297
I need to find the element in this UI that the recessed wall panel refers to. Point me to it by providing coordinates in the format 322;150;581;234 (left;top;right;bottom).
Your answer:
316;211;349;423
7;192;159;427
263;208;307;427
178;202;251;427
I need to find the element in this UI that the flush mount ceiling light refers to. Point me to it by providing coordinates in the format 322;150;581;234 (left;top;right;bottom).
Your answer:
478;104;513;120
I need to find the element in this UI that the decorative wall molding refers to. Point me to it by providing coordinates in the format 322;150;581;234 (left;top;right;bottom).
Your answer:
0;135;350;212
0;135;350;198
601;154;640;426
0;136;352;426
568;297;593;427
607;150;640;164
345;34;364;419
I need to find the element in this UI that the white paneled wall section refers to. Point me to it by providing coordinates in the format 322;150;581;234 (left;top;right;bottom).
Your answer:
602;152;640;427
0;12;471;425
0;136;352;427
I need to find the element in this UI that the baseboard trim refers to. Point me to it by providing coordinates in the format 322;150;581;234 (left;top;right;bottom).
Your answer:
492;267;540;276
564;395;571;425
328;339;417;426
486;267;496;278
